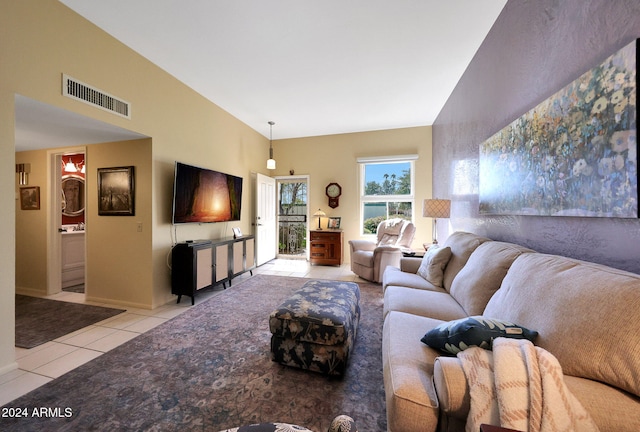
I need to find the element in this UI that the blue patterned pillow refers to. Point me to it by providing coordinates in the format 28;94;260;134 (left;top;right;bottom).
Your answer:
421;316;538;354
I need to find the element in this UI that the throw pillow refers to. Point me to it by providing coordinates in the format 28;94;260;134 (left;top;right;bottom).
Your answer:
416;246;452;287
421;316;538;355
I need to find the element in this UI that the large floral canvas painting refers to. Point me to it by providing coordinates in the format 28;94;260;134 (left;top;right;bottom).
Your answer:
479;39;638;218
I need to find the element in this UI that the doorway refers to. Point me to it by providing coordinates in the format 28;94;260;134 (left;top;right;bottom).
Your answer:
60;151;86;293
255;173;277;266
276;176;309;259
47;149;87;296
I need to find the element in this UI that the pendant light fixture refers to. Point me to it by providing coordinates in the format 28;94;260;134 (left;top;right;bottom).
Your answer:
267;121;276;170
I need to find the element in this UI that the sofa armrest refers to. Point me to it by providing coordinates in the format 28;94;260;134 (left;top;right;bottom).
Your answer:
400;257;422;273
433;356;470;418
348;239;376;252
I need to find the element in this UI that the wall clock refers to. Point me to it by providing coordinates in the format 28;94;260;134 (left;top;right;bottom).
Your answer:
326;182;342;208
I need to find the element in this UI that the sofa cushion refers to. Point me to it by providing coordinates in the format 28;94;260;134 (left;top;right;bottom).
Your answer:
449;241;534;315
441;232;491;291
484;253;640;398
383;285;466;321
421;316;538;355
417;246;452;287
382;266;441;293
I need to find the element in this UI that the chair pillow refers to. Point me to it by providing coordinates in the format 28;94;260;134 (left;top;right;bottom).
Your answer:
416;246;452;287
378;233;398;245
421;316;538;355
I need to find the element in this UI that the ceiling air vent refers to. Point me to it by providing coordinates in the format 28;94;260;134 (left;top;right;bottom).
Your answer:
62;74;131;119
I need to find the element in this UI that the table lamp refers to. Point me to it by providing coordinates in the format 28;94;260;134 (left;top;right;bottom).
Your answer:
422;199;451;245
313;209;326;230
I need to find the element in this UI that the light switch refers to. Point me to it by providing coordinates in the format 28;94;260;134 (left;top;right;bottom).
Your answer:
137;222;142;232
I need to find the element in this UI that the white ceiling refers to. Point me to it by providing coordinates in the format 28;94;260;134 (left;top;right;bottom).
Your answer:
55;0;506;140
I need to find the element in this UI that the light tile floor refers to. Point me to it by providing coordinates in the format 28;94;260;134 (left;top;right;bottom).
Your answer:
0;259;366;406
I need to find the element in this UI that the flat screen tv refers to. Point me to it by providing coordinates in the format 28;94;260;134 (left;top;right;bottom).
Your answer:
172;162;243;224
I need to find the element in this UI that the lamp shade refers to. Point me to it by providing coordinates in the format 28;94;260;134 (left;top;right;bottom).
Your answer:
313;209;326;230
422;199;451;218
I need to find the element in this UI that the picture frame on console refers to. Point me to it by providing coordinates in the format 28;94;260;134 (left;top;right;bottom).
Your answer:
97;166;135;216
232;227;242;238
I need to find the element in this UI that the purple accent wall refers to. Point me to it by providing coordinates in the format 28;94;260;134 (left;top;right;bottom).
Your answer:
433;0;640;273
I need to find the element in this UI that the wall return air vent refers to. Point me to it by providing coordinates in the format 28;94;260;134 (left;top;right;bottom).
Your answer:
62;74;131;119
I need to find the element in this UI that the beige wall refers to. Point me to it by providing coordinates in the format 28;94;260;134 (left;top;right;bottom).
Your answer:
271;126;433;258
86;139;153;308
15;150;49;295
15;140;152;304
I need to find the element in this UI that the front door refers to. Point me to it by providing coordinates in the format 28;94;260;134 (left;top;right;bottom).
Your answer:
255;173;276;266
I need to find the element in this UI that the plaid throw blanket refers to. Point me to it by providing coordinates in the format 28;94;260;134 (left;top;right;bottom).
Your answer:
458;338;599;432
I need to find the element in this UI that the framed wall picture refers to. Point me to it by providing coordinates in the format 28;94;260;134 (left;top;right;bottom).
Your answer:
98;166;135;216
328;216;341;229
19;186;40;210
479;39;638;218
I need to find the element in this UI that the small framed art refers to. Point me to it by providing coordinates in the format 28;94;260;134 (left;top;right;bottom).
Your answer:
328;217;341;229
20;186;40;210
232;227;242;238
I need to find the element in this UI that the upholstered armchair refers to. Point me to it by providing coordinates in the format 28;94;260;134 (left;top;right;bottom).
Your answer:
349;218;416;283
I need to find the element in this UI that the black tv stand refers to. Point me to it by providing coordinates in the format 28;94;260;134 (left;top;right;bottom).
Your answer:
171;235;255;305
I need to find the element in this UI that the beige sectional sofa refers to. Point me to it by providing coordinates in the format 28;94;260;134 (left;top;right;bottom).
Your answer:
381;231;640;432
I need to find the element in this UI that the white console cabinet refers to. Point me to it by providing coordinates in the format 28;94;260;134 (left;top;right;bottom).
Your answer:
61;231;85;288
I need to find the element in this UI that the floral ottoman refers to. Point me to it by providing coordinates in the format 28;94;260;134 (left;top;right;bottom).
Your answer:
269;280;361;376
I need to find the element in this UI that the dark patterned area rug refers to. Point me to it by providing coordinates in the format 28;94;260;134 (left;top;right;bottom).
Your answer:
15;295;125;349
2;276;386;431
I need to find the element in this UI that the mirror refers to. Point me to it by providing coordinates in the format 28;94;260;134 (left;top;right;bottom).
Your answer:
61;175;85;217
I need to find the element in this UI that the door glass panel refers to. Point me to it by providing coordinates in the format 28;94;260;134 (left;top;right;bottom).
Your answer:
278;181;307;257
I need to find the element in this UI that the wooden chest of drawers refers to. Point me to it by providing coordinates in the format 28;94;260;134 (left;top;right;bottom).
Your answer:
310;230;343;266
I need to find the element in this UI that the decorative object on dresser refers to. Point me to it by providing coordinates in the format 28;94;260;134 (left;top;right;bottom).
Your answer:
171;235;255;304
327;216;341;229
422;198;450;244
325;182;342;208
310;229;343;266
